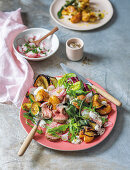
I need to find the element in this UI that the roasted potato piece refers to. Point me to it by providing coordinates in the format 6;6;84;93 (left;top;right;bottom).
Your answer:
97;104;112;115
77;95;86;100
84;132;94;143
82;11;97;22
82;10;90;22
35;89;49;102
77;95;90;103
48;95;60;110
92;94;103;109
62;5;77;15
79;0;89;3
72;101;80;109
84;128;95;143
79;130;84;139
79;127;95;143
89;12;97;22
71;12;82;23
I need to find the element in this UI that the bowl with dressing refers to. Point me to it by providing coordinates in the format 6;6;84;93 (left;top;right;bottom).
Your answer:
13;28;59;61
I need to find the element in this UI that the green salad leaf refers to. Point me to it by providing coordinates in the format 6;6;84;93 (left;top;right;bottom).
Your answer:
66;104;78;117
26;120;43;134
46;124;69;137
71;81;84;91
57;0;76;19
101;117;108;124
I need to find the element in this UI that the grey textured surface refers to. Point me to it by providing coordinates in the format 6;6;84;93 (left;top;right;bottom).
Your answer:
0;0;130;170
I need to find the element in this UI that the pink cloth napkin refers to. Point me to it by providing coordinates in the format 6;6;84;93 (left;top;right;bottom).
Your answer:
0;8;34;108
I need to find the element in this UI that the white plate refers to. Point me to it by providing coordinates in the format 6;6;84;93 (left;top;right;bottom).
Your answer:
50;0;113;31
13;28;59;61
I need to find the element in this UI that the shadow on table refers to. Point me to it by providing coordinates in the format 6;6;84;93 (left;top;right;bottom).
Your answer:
52;106;125;157
81;52;105;65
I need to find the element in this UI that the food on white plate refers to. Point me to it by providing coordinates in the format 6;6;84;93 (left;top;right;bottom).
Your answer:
57;0;104;23
22;73;112;144
17;34;51;58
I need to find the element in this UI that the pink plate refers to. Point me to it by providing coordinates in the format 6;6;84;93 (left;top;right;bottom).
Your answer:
20;79;117;151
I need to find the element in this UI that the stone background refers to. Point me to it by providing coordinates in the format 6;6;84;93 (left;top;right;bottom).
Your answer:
0;0;130;170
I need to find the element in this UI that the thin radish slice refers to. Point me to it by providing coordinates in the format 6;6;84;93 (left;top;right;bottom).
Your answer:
28;43;36;47
86;92;93;102
17;46;23;53
47;85;55;91
104;121;113;127
26;51;38;58
28;87;37;95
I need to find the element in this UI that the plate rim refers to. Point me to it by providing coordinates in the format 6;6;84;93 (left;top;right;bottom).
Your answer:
49;0;114;31
19;77;117;151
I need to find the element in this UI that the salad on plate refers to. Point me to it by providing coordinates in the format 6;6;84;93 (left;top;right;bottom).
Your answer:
21;73;112;144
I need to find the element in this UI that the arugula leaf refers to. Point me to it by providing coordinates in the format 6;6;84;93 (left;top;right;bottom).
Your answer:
66;104;78;117
43;119;52;124
23;113;35;123
68;118;79;141
57;7;64;19
64;0;76;7
32;49;38;54
26;120;43;134
46;124;69;137
101;117;108;124
57;0;76;19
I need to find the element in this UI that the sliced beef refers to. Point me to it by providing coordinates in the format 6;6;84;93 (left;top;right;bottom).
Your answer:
45;133;60;142
49;122;61;128
53;113;68;124
53;106;69;123
41;104;52;119
45;122;61;142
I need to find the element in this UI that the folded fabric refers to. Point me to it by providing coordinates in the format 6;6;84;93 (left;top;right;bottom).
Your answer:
0;8;34;108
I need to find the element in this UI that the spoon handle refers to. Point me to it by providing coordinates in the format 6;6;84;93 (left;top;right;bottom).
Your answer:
18;120;40;156
92;85;122;106
34;27;59;45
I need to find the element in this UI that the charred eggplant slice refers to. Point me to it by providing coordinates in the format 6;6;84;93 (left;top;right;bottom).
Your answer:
26;91;29;98
92;94;103;109
31;102;41;116
34;74;58;88
29;94;36;103
50;77;58;87
97;104;112;115
22;103;32;111
34;74;49;89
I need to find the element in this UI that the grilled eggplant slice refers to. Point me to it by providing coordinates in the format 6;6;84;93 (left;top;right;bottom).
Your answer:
92;94;103;109
26;92;29;98
22;103;32;111
31;102;41;116
34;74;49;89
29;94;36;103
97;104;112;115
50;77;58;87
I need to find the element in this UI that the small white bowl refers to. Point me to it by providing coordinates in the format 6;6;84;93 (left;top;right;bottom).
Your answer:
13;28;59;61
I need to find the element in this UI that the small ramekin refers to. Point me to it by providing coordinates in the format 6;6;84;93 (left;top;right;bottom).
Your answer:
66;38;84;61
